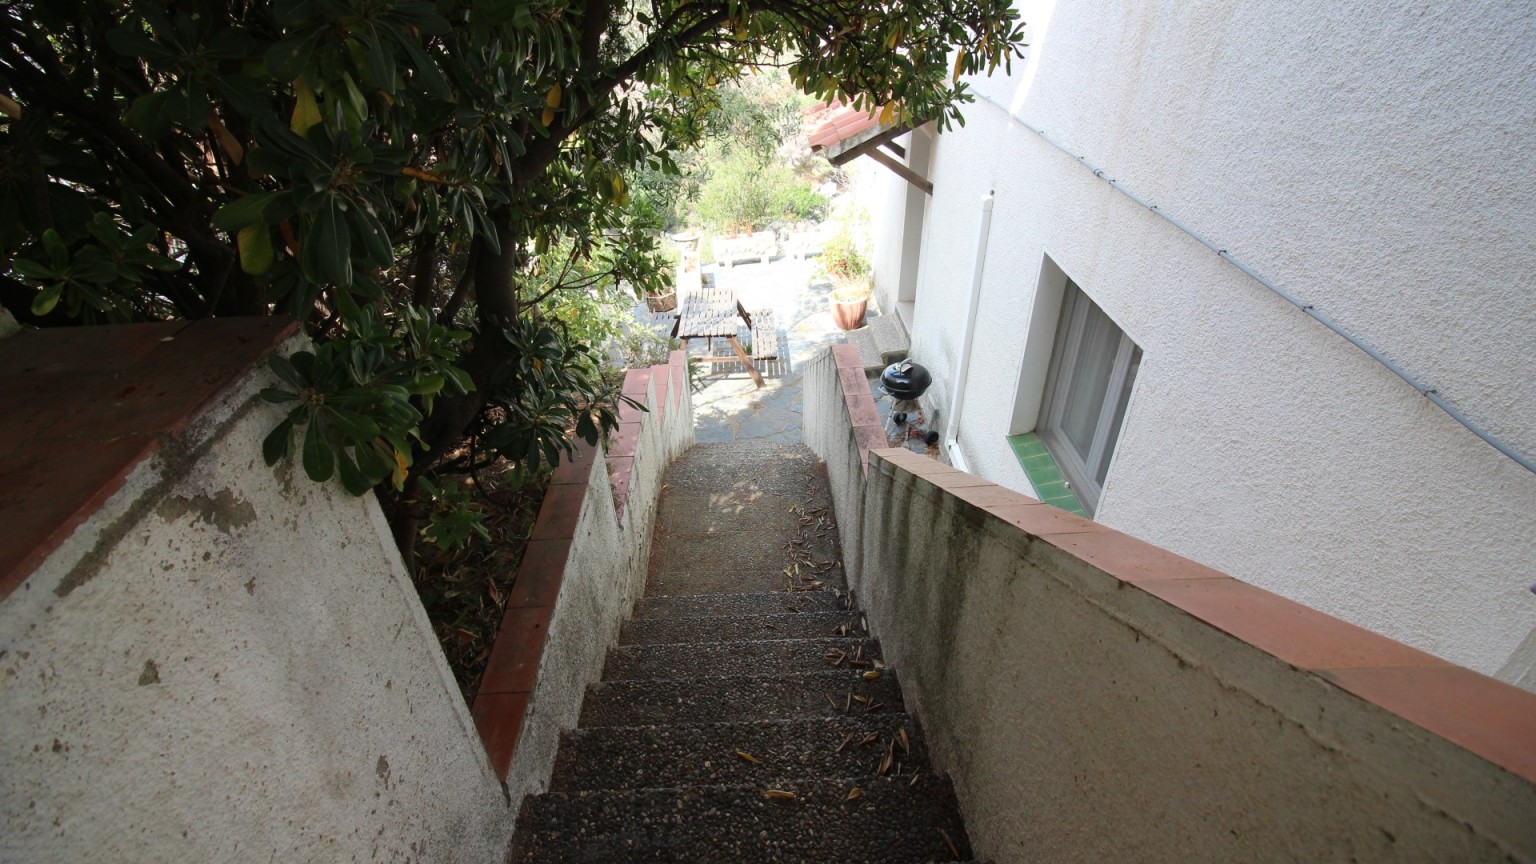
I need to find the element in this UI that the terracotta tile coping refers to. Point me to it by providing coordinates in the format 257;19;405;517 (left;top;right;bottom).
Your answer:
830;343;883;473
0;317;300;601
868;447;1536;785
471;350;687;779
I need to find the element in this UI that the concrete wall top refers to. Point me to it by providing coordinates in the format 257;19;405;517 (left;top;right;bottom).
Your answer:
0;317;299;600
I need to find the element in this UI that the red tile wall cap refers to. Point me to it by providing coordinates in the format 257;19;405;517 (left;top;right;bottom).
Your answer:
505;538;573;608
912;468;996;491
621;367;652;396
1139;577;1451;672
845;394;880;428
830;342;862;368
871;448;963;477
984;502;1107;537
1043;529;1229;585
609;422;642;459
617;397;647;425
529;483;585;541
836;365;867;397
471;691;530;779
0;316;298;602
0;437;161;600
549;441;598;486
477;605;554;696
870;449;1536;786
1318;665;1536;785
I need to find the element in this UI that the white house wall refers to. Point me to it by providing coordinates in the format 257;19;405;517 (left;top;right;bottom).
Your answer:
898;0;1536;682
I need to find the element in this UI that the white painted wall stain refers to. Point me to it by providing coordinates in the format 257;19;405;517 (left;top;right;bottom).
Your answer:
883;0;1536;682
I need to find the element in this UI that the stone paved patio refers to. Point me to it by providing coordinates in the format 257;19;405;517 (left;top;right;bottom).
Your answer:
634;255;886;444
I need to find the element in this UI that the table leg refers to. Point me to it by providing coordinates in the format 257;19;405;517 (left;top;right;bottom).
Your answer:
726;335;764;388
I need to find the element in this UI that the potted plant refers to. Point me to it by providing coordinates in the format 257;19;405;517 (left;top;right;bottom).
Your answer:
643;249;679;312
821;228;871;330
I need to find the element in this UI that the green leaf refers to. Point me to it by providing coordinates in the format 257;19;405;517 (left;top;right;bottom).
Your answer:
334;448;372;495
323;406;380;441
30;284;63;316
214;191;284;231
267;353;307;388
41;229;68;268
124;91;175;139
237;223;275;275
265;33;320;81
262;416;295;465
260;387;299;403
302;195;352;285
11;259;53;280
301;417;335;482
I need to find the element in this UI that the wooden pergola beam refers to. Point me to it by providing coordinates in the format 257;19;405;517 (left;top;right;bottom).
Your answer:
864;147;933;196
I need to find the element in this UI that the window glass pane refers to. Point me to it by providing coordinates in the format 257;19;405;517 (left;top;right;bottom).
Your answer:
1058;302;1120;461
1094;344;1142;486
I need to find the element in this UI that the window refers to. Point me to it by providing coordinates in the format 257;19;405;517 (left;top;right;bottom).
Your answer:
1037;282;1141;516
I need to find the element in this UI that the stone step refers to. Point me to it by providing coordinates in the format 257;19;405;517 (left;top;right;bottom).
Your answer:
578;670;905;728
510;774;973;864
843;313;910;376
620;611;866;646
659;443;828;495
604;636;881;680
632;589;850;620
547;714;930;794
871;314;911;367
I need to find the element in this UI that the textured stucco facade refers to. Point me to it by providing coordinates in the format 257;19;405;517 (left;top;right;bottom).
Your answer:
0;340;512;862
869;0;1536;684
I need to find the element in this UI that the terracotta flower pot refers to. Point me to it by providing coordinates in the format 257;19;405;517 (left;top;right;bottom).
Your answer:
831;296;868;330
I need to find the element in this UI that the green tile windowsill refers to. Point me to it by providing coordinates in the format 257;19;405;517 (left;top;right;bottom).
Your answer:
1005;433;1088;518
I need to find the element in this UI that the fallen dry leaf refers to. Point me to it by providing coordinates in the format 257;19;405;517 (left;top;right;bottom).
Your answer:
846;787;863;801
939;827;960;859
763;789;797;801
862;670;881;680
736;750;760;764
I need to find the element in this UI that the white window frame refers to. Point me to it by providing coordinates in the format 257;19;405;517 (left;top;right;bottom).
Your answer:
1037;282;1140;516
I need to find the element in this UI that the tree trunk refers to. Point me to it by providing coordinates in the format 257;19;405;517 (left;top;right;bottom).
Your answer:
390;224;521;569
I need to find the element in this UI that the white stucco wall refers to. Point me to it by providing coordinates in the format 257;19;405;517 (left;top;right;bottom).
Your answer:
0;343;512;862
895;0;1536;682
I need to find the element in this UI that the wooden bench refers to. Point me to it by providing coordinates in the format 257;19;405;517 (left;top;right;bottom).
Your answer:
749;308;777;360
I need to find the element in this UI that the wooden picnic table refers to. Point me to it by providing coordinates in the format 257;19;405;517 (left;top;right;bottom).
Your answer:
671;286;765;388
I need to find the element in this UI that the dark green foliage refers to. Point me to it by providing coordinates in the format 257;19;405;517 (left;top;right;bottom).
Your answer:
0;0;1025;559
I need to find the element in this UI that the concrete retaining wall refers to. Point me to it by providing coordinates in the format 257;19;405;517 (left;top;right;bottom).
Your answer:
802;348;1536;862
0;322;511;863
475;353;694;812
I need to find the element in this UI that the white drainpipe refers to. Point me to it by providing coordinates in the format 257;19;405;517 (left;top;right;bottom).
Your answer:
945;193;994;471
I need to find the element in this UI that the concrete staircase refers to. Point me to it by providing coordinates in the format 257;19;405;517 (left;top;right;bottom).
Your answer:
509;441;975;863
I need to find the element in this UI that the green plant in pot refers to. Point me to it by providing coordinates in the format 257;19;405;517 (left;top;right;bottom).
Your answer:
821;229;871;330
